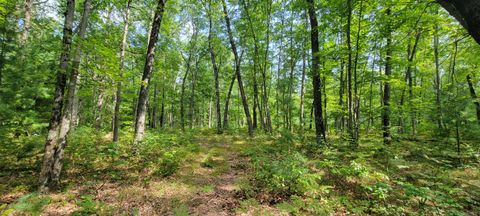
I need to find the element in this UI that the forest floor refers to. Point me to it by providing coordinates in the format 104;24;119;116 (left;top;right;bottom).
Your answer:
0;130;479;215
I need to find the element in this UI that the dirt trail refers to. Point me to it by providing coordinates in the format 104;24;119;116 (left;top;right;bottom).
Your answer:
187;138;248;215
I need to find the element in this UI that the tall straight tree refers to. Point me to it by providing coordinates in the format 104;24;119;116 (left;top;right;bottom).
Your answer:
433;18;444;130
221;0;253;136
39;0;76;193
113;0;132;142
306;0;326;143
382;8;393;145
207;0;222;134
134;0;167;143
346;0;354;143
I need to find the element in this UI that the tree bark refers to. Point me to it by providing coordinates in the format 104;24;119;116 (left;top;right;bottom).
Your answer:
300;11;308;134
307;0;326;143
223;71;236;130
222;0;253;136
437;0;480;45
382;8;392;145
261;0;273;133
134;0;167;143
433;21;444;130
54;0;92;186
20;0;33;46
39;0;76;193
347;0;354;143
113;0;132;142
353;0;363;143
466;74;480;124
207;0;223;134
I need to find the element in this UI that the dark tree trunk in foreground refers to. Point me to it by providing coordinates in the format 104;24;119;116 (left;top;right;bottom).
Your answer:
307;0;326;143
134;0;167;143
222;0;253;136
467;74;480;124
113;0;132;142
437;0;480;45
39;0;76;193
207;0;222;134
382;8;392;145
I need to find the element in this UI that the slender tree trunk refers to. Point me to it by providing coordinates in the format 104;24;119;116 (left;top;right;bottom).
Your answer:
466;74;480;124
113;0;131;142
95;87;105;131
223;71;236;130
39;0;76;193
347;0;354;143
433;21;444;130
382;8;393;145
222;0;253;136
307;0;326;143
300;14;307;134
261;0;273;133
189;61;197;129
151;83;158;128
207;1;223;134
134;0;167;143
353;0;363;143
240;0;261;130
20;0;33;46
180;65;190;130
160;88;165;128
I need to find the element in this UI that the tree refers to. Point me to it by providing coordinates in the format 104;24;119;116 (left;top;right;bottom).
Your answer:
306;0;326;143
437;0;480;45
39;0;76;193
382;7;392;145
113;0;132;142
221;0;253;136
206;0;222;134
134;0;167;143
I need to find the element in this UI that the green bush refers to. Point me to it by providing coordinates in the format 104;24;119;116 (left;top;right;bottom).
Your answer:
253;151;321;196
154;150;181;177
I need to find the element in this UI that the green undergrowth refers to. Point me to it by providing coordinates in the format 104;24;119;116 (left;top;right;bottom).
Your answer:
238;131;479;215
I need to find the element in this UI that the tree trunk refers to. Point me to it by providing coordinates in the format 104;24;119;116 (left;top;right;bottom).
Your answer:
437;0;480;45
113;0;132;142
54;0;92;186
207;0;223;134
353;0;363;143
300;12;307;134
134;0;167;143
467;74;480;124
39;0;76;193
261;0;273;133
223;71;236;130
307;0;326;143
222;0;253;136
433;21;444;130
347;0;354;143
20;0;33;46
240;0;261;131
382;8;392;145
160;87;165;128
